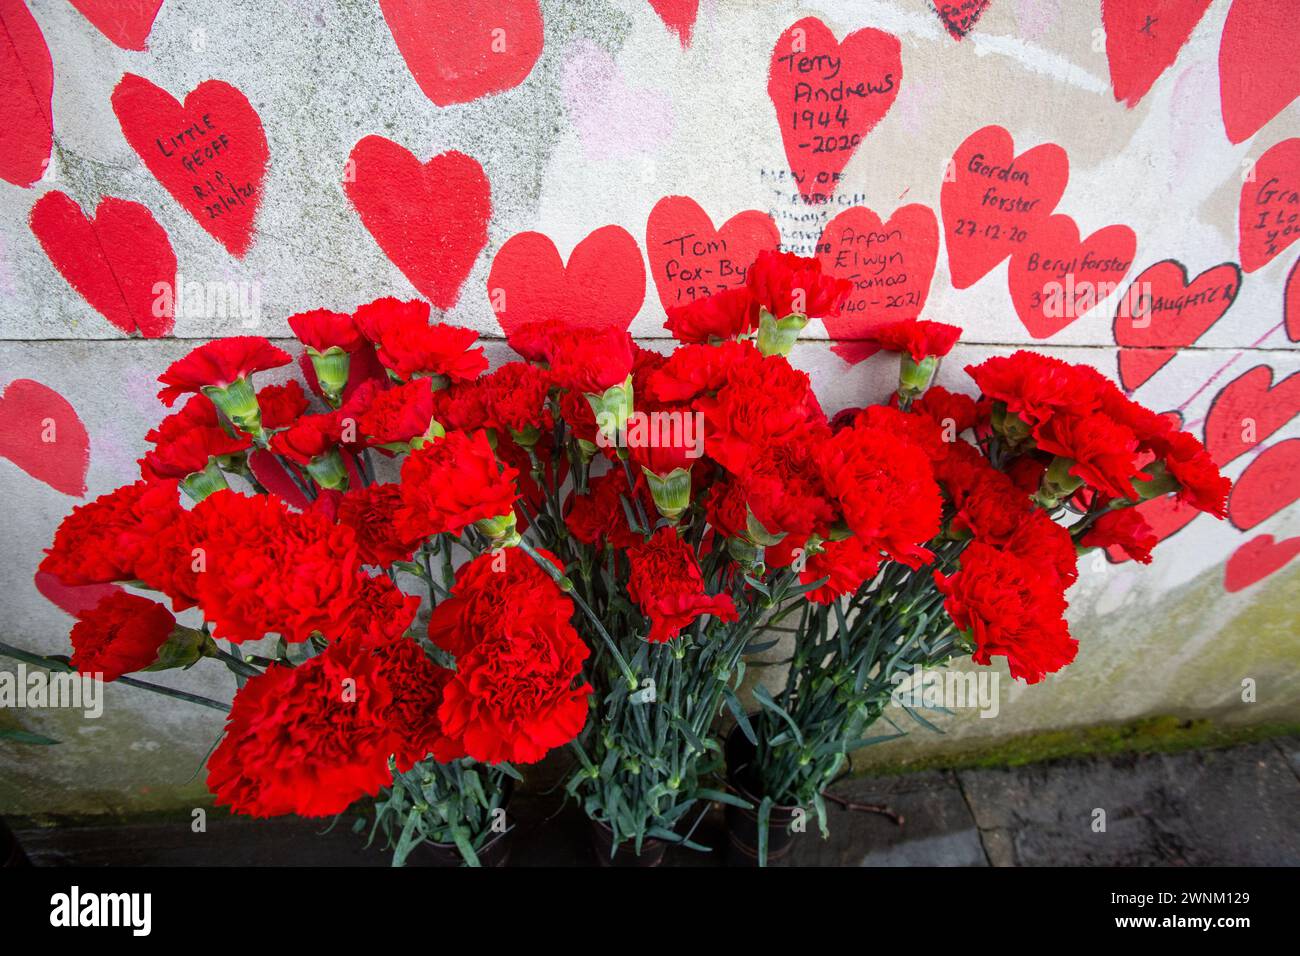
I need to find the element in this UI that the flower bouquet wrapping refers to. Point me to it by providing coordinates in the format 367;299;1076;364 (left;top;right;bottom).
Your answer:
6;247;1229;866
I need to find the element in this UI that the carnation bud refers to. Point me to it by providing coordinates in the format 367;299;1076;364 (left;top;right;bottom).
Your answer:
474;511;521;549
147;625;219;672
756;308;808;357
727;536;765;573
1032;455;1084;509
511;423;542;449
179;457;230;502
306;345;351;409
305;448;349;491
1131;460;1179;501
642;465;692;523
587;375;634;447
203;377;265;441
898;355;939;404
990;401;1032;449
744;508;786;548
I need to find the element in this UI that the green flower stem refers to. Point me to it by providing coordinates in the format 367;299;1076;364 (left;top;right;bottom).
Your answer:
516;537;638;690
0;641;230;712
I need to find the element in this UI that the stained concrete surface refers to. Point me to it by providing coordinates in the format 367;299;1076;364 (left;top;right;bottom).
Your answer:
12;737;1298;866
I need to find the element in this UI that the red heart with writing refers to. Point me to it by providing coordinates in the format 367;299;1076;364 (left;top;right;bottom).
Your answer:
111;74;268;258
1008;214;1136;339
648;0;698;46
1219;0;1300;144
817;203;939;364
645;196;778;313
1239;137;1300;273
1224;533;1300;592
68;0;164;51
1113;259;1240;391
767;17;901;205
379;0;543;107
934;0;992;40
1286;257;1300;341
941;125;1069;290
345;136;491;310
0;0;52;188
30;192;176;338
1229;437;1300;531
34;571;124;617
1103;0;1211;108
488;226;645;337
0;379;89;497
1204;364;1300;466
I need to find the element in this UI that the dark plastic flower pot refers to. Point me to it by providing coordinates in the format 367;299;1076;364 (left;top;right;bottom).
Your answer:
589;819;667;867
723;721;802;867
407;826;513;867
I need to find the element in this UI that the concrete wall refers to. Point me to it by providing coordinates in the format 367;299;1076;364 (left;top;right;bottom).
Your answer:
1;0;1297;815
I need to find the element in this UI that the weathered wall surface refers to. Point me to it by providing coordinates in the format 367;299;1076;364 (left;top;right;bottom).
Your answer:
1;0;1297;814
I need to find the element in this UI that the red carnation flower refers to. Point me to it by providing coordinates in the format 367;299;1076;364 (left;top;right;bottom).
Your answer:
935;541;1077;684
269;412;343;466
69;592;177;682
1081;508;1158;564
333;572;421;645
739;425;836;540
188;490;364;643
140;426;248;482
435;598;591;765
547;324;635;394
369;633;451;772
627;527;738;642
325;483;422;567
746;249;851;319
665;287;761;344
865;319;962;362
478;361;554;438
207;636;397;817
41;480;185;587
353;297;486;383
565;466;651;550
1162;431;1230;518
288;308;365;353
156;337;291;406
257;380;311;429
817;422;942;568
1032;411;1146;501
696;353;823;474
427;547;570;660
768;534;882;605
396;430;519;540
906;385;980;435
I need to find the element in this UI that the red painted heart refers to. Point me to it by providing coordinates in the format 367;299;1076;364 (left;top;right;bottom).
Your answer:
0;0;52;188
379;0;543;107
767;17;901;205
645;196;778;313
1204;364;1300;466
34;571;123;617
1239;137;1300;273
940;125;1069;290
1219;0;1300;144
1008;214;1136;339
487;226;645;338
68;0;164;51
934;0;992;40
817;203;939;364
345;136;491;310
1224;533;1300;592
1113;259;1240;391
1103;0;1211;108
30;191;176;338
1228;437;1300;531
647;0;698;46
1286;256;1300;341
111;73;268;258
0;378;90;497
